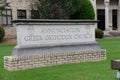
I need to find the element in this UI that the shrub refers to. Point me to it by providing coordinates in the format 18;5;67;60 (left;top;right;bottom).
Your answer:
0;26;5;41
95;29;104;38
32;0;80;19
32;0;95;19
70;0;95;19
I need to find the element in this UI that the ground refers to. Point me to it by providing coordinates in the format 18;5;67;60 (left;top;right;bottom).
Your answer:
0;38;119;80
0;38;17;44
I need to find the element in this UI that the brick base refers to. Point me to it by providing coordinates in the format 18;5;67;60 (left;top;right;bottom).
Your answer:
4;49;106;71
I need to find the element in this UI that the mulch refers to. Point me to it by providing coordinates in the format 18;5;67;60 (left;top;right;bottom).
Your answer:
0;38;17;44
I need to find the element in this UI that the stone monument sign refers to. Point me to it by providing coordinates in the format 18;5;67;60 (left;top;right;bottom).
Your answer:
4;19;106;71
17;23;94;46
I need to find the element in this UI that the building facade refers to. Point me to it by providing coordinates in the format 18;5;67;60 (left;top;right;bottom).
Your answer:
0;0;33;38
92;0;120;32
0;0;120;38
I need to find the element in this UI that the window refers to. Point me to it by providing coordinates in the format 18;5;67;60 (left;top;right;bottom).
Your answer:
17;10;26;19
2;9;12;26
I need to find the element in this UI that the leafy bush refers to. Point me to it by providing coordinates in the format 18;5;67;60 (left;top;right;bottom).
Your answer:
32;0;80;19
70;0;95;19
95;29;104;38
31;0;95;19
0;26;5;41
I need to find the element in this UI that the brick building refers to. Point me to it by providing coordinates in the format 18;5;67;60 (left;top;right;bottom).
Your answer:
0;0;33;38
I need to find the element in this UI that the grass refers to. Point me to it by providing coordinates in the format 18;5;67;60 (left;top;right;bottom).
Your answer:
0;38;120;80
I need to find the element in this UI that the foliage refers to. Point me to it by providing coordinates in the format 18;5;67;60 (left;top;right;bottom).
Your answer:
95;28;104;38
70;0;95;19
31;0;95;19
32;0;80;19
0;26;5;41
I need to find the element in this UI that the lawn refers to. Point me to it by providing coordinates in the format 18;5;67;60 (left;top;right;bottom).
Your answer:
0;38;120;80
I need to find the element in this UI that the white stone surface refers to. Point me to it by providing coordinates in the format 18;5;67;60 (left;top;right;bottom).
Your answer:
16;24;95;47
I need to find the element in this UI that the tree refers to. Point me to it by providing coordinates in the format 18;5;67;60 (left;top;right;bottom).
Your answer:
31;0;95;19
31;0;82;19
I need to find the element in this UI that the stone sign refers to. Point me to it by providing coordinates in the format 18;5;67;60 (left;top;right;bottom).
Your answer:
4;19;106;71
17;24;95;46
12;19;100;56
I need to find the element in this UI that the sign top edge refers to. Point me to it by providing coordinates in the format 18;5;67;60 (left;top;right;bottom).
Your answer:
12;19;98;24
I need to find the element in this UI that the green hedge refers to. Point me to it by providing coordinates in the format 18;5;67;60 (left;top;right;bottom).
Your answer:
95;29;104;39
33;0;80;19
32;0;95;19
70;0;95;19
0;26;5;41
